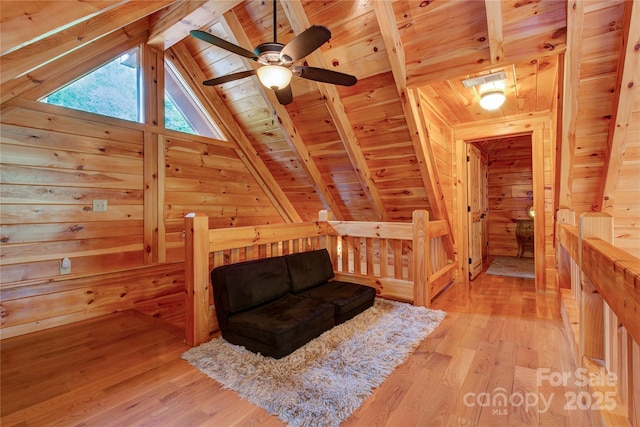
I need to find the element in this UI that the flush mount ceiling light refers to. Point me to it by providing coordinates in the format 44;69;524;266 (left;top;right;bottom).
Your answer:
461;71;507;111
479;90;506;111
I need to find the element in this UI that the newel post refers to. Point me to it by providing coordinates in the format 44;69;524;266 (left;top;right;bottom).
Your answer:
184;213;210;346
412;210;430;307
318;210;337;269
578;212;613;361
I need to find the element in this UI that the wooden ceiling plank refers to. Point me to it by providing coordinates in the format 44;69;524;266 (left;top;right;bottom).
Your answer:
0;1;176;86
2;19;149;104
167;43;301;223
280;0;387;221
484;0;504;64
599;0;640;214
373;0;455;257
147;0;243;51
558;0;585;209
221;9;347;220
0;0;123;56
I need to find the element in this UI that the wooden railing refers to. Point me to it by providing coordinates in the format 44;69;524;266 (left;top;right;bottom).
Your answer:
184;210;455;346
556;210;640;427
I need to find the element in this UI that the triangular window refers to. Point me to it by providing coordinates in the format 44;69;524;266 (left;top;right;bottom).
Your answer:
164;59;225;140
42;47;141;122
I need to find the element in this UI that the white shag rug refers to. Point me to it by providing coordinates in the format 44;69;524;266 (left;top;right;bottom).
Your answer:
181;298;445;427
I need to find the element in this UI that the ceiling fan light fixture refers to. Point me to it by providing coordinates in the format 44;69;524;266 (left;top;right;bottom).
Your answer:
479;90;506;111
257;65;293;90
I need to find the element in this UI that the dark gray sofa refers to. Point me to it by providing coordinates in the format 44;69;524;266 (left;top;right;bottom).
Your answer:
211;249;376;359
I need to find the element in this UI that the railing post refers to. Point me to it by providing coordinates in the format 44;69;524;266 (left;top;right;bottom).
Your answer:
412;210;430;307
184;213;210;347
319;210;337;269
556;209;576;292
578;212;613;361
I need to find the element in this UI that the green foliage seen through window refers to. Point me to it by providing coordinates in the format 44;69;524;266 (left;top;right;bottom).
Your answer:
43;49;140;122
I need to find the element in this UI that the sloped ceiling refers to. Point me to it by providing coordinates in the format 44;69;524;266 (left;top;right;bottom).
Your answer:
1;0;636;228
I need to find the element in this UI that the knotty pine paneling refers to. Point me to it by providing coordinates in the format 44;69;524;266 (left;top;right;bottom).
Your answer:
570;1;625;216
0;98;285;337
163;134;284;262
611;101;640;258
340;72;430;222
484;136;533;257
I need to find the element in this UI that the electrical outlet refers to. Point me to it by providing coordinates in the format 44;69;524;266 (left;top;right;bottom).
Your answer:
93;200;108;212
60;257;71;275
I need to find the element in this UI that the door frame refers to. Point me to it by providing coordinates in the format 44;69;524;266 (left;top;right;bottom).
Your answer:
454;116;548;291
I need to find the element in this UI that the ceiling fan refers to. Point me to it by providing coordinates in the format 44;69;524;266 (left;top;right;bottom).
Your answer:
190;1;357;105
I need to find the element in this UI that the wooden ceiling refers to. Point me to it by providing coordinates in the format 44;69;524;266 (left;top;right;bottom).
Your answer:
1;0;636;229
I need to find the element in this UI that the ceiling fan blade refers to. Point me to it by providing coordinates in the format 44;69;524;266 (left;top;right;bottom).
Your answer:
294;66;357;86
280;25;331;62
203;70;256;86
274;85;293;105
190;30;258;60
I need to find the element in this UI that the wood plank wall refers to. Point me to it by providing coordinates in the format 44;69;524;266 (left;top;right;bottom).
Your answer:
611;82;640;257
483;135;534;257
163;134;283;262
0;98;284;338
420;106;456;255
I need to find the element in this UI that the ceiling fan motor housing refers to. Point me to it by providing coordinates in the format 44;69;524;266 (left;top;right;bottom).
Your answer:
254;43;292;66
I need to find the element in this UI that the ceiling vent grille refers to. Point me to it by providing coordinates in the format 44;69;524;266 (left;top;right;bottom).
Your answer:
461;71;506;88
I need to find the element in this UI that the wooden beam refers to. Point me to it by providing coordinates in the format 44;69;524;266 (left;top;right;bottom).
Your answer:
372;1;406;95
599;0;640;213
484;0;504;63
140;44;164;127
167;43;301;223
558;0;585;209
147;0;242;51
143;132;159;265
373;1;455;260
0;1;176;85
0;0;122;56
279;0;387;221
221;10;347;220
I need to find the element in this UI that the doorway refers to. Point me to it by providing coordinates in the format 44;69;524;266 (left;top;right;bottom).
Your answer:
465;135;535;281
454;120;548;291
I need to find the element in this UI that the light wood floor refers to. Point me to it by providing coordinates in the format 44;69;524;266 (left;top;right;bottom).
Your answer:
1;266;593;426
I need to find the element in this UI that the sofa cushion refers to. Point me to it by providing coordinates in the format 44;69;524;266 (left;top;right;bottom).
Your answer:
212;256;291;315
226;294;335;359
297;280;376;324
286;249;335;292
